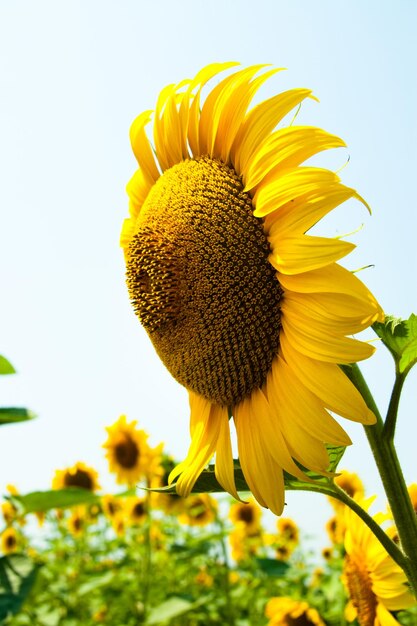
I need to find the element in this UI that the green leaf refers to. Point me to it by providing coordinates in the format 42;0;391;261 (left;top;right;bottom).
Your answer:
146;595;210;625
255;557;290;577
373;314;417;374
151;445;345;497
0;555;40;621
11;488;100;514
0;408;36;425
0;356;15;375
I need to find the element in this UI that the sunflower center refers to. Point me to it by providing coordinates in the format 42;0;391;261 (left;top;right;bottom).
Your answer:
285;614;316;626
114;437;139;469
64;469;94;491
126;156;282;406
5;534;16;550
344;555;377;626
239;506;255;524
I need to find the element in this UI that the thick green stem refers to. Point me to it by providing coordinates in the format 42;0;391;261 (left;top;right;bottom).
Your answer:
214;505;236;626
343;364;417;596
383;371;406;441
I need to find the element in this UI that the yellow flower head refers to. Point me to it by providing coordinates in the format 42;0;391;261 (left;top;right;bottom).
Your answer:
265;597;326;626
179;493;217;527
122;63;384;514
343;498;416;626
1;527;19;554
229;498;262;531
52;461;100;492
125;495;148;524
101;494;123;519
277;517;299;543
229;524;263;563
67;506;88;537
103;414;162;486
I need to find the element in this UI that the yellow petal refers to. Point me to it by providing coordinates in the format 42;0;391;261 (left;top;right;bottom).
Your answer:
234;396;285;515
232;87;312;173
244;126;345;192
278;263;385;322
253;167;340;218
282;312;375;363
280;331;375;423
265;186;356;239
129;111;160;185
214;408;242;501
269;235;355;274
169;392;220;497
268;356;353;444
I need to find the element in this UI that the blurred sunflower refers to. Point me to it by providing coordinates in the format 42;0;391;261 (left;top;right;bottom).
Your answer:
125;496;147;524
67;507;87;537
229;498;262;532
122;63;383;514
101;494;122;519
229;524;264;563
179;493;217;527
265;597;325;626
1;527;19;554
103;415;163;486
154;457;186;515
277;517;299;543
52;461;100;491
343;498;416;626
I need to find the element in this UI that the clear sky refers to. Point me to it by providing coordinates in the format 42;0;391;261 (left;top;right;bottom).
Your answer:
1;0;416;547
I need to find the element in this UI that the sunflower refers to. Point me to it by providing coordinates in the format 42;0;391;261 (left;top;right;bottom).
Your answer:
67;506;88;537
1;527;19;554
343;498;416;626
179;493;217;527
101;494;123;519
103;414;163;486
52;461;100;491
121;63;384;515
229;524;264;562
265;597;326;626
125;495;148;524
229;498;262;532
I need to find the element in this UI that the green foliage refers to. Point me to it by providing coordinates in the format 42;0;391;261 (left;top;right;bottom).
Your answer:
0;355;35;427
0;358;15;376
0;410;35;427
373;314;417;374
11;490;99;515
0;556;40;622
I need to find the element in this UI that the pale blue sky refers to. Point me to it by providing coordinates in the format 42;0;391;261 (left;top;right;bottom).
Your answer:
1;0;416;546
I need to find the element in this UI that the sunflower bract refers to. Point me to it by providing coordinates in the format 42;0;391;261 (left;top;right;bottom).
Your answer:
121;63;384;515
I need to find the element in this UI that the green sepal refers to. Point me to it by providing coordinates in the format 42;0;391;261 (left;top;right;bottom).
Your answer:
373;314;417;374
10;488;100;514
0;407;36;425
0;356;15;375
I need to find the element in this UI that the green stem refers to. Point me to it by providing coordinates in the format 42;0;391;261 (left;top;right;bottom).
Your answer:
343;363;417;596
383;370;406;441
214;505;235;626
141;485;153;623
290;481;406;568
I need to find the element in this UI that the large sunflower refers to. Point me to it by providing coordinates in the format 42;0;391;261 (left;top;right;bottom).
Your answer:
121;63;384;515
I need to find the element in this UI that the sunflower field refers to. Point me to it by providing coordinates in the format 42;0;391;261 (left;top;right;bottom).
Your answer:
1;400;417;625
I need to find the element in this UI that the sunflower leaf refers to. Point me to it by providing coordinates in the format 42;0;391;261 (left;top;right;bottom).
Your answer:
0;356;15;375
0;555;40;621
10;488;99;514
0;408;36;425
372;314;417;374
255;557;290;577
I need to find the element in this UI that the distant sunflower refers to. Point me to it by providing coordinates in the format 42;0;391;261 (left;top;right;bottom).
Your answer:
122;63;384;514
265;597;325;626
1;527;18;555
103;415;162;486
67;506;87;537
343;498;416;626
52;461;100;492
125;496;148;524
179;493;217;527
229;499;261;532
